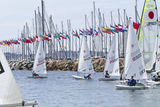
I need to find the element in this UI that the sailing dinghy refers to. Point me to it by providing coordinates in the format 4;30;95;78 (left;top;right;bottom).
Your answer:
138;0;158;72
137;0;160;85
0;47;38;106
116;19;149;90
72;36;94;80
99;34;120;81
28;39;47;78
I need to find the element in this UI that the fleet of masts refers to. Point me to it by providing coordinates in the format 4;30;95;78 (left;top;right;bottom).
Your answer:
0;0;140;61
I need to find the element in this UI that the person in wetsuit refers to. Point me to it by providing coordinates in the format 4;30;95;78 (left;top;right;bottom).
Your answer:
105;70;110;78
84;74;91;79
32;71;39;77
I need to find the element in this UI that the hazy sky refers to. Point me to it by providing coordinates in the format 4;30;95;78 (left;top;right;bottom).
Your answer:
0;0;160;40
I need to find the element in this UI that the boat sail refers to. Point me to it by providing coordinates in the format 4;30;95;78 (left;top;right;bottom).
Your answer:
124;19;148;80
32;39;47;77
138;0;158;71
72;36;94;79
0;48;37;106
155;33;160;72
116;19;148;90
99;34;120;81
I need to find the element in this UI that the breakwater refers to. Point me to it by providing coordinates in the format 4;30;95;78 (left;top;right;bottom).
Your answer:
9;58;124;72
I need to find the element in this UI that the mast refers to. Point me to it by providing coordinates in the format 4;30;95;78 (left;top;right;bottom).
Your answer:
41;0;45;35
91;11;95;57
135;0;138;23
98;8;103;57
93;1;97;58
32;18;35;60
118;9;120;58
123;9;126;58
102;13;106;57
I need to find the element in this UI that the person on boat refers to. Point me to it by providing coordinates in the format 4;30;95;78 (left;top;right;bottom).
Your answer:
105;70;110;78
127;76;136;86
152;72;160;81
84;74;91;79
32;71;39;77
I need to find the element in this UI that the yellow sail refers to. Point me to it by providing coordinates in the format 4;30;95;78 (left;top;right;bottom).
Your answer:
138;0;158;71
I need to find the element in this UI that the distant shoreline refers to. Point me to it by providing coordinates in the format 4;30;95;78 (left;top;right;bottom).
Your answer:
9;58;124;72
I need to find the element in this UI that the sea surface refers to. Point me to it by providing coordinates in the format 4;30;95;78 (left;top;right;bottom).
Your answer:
13;70;160;107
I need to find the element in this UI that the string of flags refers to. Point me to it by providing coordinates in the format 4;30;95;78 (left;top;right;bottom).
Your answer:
0;22;139;46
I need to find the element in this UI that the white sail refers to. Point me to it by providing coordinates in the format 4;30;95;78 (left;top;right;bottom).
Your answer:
104;34;120;77
0;48;23;105
78;36;94;74
33;39;47;74
124;19;148;80
155;27;160;72
138;0;158;71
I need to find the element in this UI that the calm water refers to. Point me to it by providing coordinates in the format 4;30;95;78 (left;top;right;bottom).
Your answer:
13;70;160;107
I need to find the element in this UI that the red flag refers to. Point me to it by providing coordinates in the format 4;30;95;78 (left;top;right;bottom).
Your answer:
133;22;139;30
118;24;123;28
60;35;67;39
42;37;51;41
115;24;118;28
26;39;32;43
32;36;36;42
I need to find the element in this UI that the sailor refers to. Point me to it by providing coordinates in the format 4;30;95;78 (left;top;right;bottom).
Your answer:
105;70;110;78
152;72;160;81
32;71;39;77
128;76;136;86
84;74;91;79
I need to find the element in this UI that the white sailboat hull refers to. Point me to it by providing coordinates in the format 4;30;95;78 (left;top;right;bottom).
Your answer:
99;78;117;81
116;84;149;90
0;100;38;107
146;80;160;85
72;75;85;80
72;75;92;80
99;76;120;81
27;76;47;79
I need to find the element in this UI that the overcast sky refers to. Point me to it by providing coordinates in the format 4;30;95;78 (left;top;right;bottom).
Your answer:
0;0;160;40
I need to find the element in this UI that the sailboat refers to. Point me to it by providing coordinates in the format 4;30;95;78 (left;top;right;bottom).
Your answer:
72;35;94;79
153;34;160;75
99;34;120;81
116;19;149;90
28;39;47;78
148;28;160;84
138;0;158;72
0;47;38;106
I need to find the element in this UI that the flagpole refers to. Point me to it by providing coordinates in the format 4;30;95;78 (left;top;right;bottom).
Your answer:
123;9;126;58
118;9;120;58
98;8;103;57
91;11;94;57
110;11;113;55
85;15;87;59
61;21;64;59
93;1;97;58
102;13;106;57
67;19;69;59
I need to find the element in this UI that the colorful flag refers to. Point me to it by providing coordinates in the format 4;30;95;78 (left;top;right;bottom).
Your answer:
133;22;140;30
79;29;84;35
72;30;80;38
